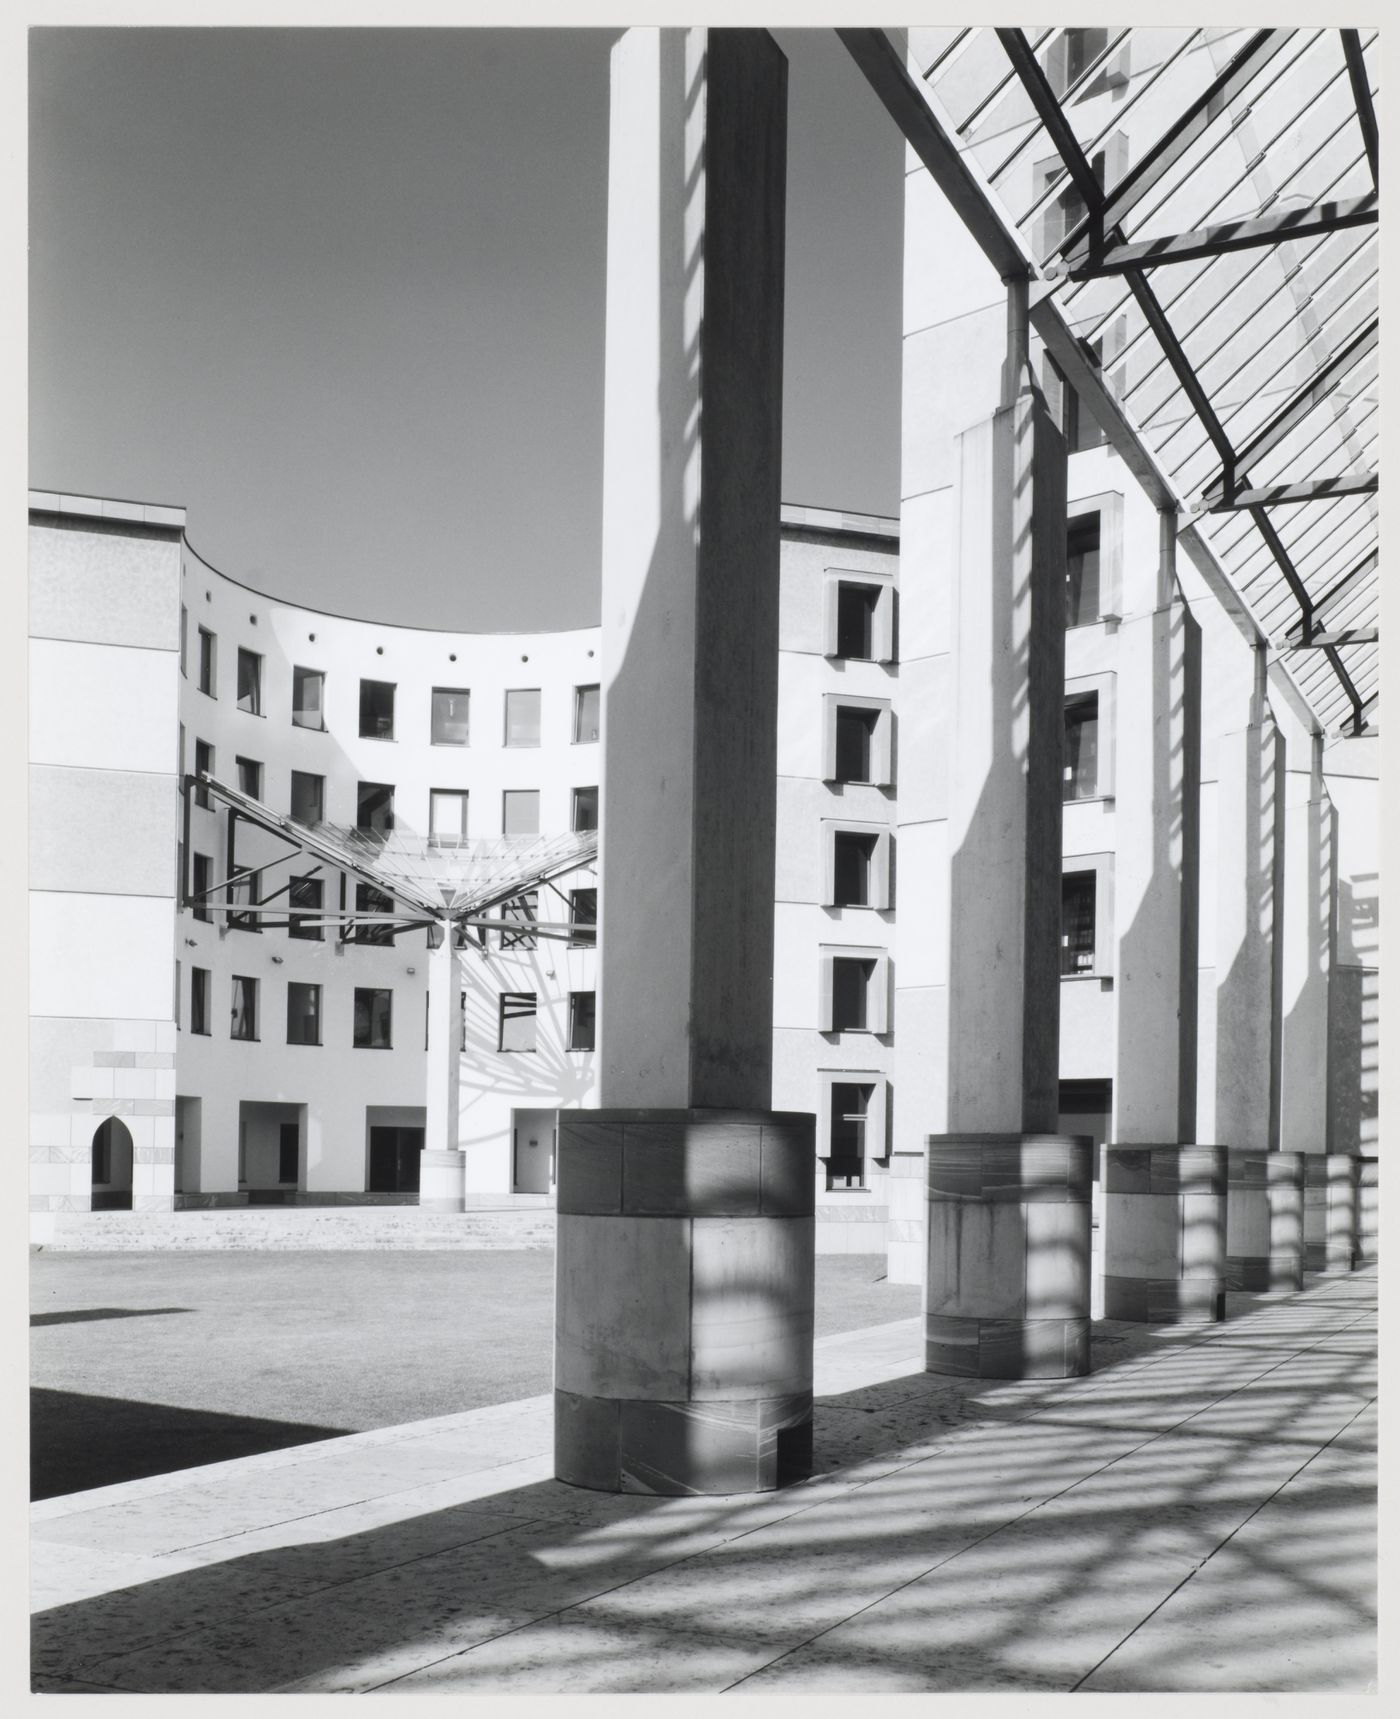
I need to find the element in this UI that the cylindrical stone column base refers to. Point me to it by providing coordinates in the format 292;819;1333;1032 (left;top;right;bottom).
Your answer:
1357;1156;1378;1265
1103;1145;1227;1323
554;1108;815;1495
925;1134;1092;1379
1225;1149;1304;1292
419;1148;466;1214
1304;1153;1359;1273
885;1148;925;1286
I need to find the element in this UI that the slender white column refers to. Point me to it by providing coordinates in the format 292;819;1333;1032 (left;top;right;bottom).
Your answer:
423;927;462;1152
1280;730;1332;1153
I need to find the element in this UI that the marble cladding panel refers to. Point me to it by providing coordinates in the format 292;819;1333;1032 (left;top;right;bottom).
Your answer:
558;1112;813;1218
1101;1273;1224;1323
926;1136;1089;1202
554;1214;692;1399
554;1389;621;1492
132;1194;176;1212
1356;1158;1378;1263
925;1199;1027;1319
925;1315;1089;1379
688;1215;814;1399
759;1121;815;1217
622;1122;763;1216
1102;1191;1184;1279
1179;1191;1227;1282
1104;1145;1228;1196
619;1398;763;1496
1023;1198;1092;1320
556;1122;624;1215
1225;1186;1272;1257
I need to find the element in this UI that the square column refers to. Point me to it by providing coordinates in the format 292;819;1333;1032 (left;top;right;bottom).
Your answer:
1280;733;1334;1155
560;28;809;1496
421;927;465;1212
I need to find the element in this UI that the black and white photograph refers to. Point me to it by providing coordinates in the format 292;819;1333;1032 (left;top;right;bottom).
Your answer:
24;11;1379;1698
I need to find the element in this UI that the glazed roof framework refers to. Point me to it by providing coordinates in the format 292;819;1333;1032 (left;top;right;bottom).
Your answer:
843;25;1379;736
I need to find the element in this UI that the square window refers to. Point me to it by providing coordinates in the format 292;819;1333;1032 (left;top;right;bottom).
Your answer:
500;890;538;951
572;786;598;833
1066;515;1102;626
569;886;597;947
505;688;542;747
820;948;889;1034
190;966;210;1035
235;756;262;800
498;991;537;1052
191;852;212;923
287;981;321;1046
429;788;469;845
357;780;394;834
503;789;540;837
197;628;216;696
832;831;877;906
353;987;393;1048
292;667;325;730
194;739;214;809
836;584;879;660
230;975;258;1041
432;687;470;746
237;648;262;715
359;679;396;740
355;882;395;945
574;684;600;744
568;990;596;1052
1064;695;1099;800
289;875;323;940
290;769;325;824
1062;871;1097;974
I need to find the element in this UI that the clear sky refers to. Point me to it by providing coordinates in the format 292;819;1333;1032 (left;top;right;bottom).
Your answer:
29;26;903;631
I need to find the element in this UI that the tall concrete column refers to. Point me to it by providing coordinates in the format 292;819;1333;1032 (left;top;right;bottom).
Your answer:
420;926;465;1212
1111;511;1201;1144
1280;731;1333;1155
1215;648;1286;1154
556;28;813;1495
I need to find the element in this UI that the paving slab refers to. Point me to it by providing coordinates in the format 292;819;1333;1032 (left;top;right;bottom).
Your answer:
32;1270;1376;1694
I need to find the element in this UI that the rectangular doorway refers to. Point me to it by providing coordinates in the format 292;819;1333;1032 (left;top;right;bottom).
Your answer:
512;1109;557;1194
368;1126;424;1194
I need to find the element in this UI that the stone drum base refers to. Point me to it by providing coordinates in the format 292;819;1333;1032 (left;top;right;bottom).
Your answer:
418;1148;466;1214
1357;1156;1378;1265
554;1107;815;1496
1303;1153;1361;1273
925;1133;1092;1380
1102;1144;1227;1323
1225;1148;1304;1293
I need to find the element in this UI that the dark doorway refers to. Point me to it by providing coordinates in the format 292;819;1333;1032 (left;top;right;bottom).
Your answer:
278;1122;299;1186
90;1116;134;1211
368;1126;423;1194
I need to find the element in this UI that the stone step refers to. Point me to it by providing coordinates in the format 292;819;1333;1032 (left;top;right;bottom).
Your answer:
42;1207;558;1253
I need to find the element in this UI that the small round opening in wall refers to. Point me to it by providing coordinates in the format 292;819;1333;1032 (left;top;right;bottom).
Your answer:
249;615;257;625
521;654;529;662
449;654;457;662
376;646;384;655
309;633;316;642
587;649;594;658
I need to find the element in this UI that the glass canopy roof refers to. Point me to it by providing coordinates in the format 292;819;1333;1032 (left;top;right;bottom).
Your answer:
884;26;1379;735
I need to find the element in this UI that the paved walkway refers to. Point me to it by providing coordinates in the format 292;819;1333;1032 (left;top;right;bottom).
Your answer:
31;1270;1376;1694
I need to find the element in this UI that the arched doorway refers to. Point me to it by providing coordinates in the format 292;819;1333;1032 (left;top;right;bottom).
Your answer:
91;1116;134;1211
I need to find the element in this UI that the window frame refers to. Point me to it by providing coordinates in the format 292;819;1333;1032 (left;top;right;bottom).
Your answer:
568;989;596;1053
502;788;540;837
572;785;599;833
498;990;538;1053
817;1071;890;1189
822;819;893;910
191;852;213;923
236;647;263;716
190;966;211;1036
504;687;543;749
230;974;259;1042
822;570;896;664
358;678;397;742
356;780;395;835
1060;851;1115;980
354;881;396;946
292;666;326;732
290;769;325;825
569;885;597;948
1065;492;1124;626
352;987;394;1050
431;686;471;747
286;980;322;1047
499;890;539;951
573;684;601;745
288;874;324;941
823;694;894;787
428;787;469;847
197;627;216;697
818;945;891;1035
193;739;214;810
235;756;263;801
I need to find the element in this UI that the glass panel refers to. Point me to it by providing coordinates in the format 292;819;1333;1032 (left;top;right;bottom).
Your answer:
292;667;324;730
194;740;213;808
832;832;876;906
290;770;324;824
834;708;877;783
429;789;469;844
353;988;393;1048
499;992;537;1052
192;853;212;923
432;687;470;746
230;976;257;1040
836;584;879;660
359;679;395;740
569;991;596;1052
237;649;261;715
570;887;597;947
289;876;323;941
503;790;540;836
1062;872;1097;974
572;787;598;833
355;883;395;945
287;982;321;1046
198;629;215;695
500;890;538;950
191;968;209;1035
505;688;542;747
827;1081;872;1188
235;756;262;799
356;781;394;834
574;685;600;744
831;958;873;1031
1066;516;1102;626
1064;697;1100;799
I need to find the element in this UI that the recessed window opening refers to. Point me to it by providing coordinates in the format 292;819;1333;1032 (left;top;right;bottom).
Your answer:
355;882;396;946
190;967;211;1035
429;789;469;846
827;1082;873;1189
292;667;325;731
1066;515;1102;627
197;628;216;696
499;991;538;1053
1064;695;1100;800
359;679;396;740
191;853;212;923
289;875;323;940
573;684;600;744
278;1123;299;1185
432;688;470;746
236;648;262;715
194;739;213;809
832;957;876;1031
287;982;321;1046
500;891;539;951
290;770;324;825
835;708;879;783
353;987;393;1048
502;789;540;837
836;584;880;660
228;871;260;933
235;756;262;800
568;990;596;1053
569;886;597;947
832;831;878;906
1062;871;1097;975
179;605;188;677
230;975;258;1041
1060;27;1110;92
505;688;542;747
357;781;394;834
572;786;599;833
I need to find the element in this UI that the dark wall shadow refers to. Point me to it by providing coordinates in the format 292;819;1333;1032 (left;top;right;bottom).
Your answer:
30;1308;192;1329
31;1389;349;1501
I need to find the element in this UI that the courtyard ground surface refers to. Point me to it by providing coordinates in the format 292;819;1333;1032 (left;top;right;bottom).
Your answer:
30;1251;921;1498
31;1267;1375;1695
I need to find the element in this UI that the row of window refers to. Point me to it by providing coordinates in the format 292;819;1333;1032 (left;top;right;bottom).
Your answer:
179;618;602;750
182;970;597;1053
